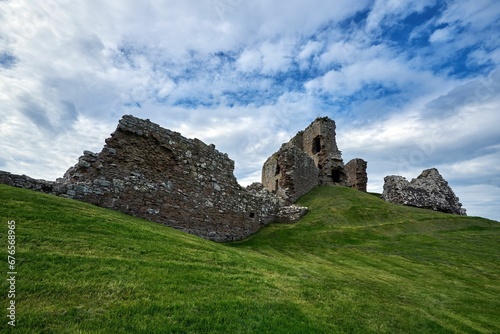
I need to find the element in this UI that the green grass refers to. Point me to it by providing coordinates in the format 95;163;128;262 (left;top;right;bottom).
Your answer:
0;184;499;333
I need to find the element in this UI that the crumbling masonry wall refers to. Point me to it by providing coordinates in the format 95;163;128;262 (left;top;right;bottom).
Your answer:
0;115;295;242
344;158;368;192
382;168;466;215
285;117;345;186
262;146;319;203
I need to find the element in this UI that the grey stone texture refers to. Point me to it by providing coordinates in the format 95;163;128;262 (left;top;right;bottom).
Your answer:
0;172;58;193
262;117;368;202
381;168;467;215
275;205;309;223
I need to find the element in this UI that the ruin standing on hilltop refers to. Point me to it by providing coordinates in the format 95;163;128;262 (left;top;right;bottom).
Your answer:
0;115;367;242
262;117;368;203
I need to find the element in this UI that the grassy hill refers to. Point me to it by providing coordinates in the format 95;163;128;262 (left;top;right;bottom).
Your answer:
1;184;499;333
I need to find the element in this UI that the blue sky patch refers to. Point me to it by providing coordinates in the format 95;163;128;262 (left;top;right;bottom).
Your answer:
0;52;16;69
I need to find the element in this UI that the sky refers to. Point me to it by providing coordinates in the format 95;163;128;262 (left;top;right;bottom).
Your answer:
0;0;499;221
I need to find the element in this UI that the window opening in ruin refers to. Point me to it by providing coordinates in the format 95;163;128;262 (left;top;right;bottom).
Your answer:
275;164;281;176
312;136;321;154
275;179;279;192
331;169;341;183
249;212;255;219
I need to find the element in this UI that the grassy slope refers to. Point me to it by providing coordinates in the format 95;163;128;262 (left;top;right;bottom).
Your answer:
0;184;499;333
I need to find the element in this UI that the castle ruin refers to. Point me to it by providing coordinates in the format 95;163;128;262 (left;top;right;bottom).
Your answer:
262;117;368;203
0;115;367;241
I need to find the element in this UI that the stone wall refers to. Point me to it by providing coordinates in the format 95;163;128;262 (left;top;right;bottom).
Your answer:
0;172;60;194
262;145;319;203
0;115;309;242
64;116;286;241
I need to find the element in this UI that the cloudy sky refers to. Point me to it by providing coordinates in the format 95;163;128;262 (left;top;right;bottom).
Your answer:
1;0;499;221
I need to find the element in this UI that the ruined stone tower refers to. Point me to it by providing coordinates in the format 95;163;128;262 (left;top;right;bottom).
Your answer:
262;117;367;202
287;116;345;185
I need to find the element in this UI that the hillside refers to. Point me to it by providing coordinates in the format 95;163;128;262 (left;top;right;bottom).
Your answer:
1;184;499;333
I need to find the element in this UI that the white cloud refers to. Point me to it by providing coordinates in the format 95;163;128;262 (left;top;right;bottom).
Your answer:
0;112;115;180
297;40;323;69
155;78;177;99
260;41;293;73
420;0;500;66
437;0;500;31
307;54;446;98
429;27;454;43
236;41;294;74
319;42;352;67
339;72;500;162
231;0;370;39
366;0;437;32
236;49;262;72
467;48;500;67
298;41;323;60
445;150;500;182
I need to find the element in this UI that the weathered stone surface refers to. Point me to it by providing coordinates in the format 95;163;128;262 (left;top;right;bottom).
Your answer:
381;168;466;215
64;115;282;242
262;117;367;202
344;158;368;192
0;115;308;242
287;117;344;186
262;146;319;203
275;205;308;223
246;182;265;192
0;171;58;193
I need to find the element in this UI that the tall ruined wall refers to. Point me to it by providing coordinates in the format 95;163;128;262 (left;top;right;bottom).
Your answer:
63;116;284;242
262;145;319;203
286;117;344;185
1;115;293;242
344;158;368;192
